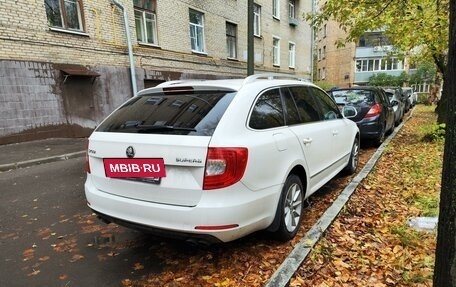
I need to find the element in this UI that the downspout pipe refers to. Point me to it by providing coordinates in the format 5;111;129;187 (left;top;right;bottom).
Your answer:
112;0;137;96
310;0;316;82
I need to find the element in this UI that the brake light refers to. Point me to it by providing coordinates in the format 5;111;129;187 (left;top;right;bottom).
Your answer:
162;86;194;94
85;140;91;174
365;103;382;118
203;147;248;190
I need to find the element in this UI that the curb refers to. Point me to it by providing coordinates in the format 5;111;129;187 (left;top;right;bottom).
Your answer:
0;151;86;172
265;109;414;287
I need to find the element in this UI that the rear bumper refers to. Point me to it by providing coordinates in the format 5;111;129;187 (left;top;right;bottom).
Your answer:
84;176;280;243
356;118;382;139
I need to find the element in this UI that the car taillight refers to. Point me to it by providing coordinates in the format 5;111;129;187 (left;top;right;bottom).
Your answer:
85;140;91;174
365;103;382;118
203;147;248;190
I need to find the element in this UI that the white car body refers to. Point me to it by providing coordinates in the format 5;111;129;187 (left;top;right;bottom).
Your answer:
84;74;359;243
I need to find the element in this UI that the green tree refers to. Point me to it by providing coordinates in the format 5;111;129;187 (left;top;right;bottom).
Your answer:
409;61;437;86
306;0;449;122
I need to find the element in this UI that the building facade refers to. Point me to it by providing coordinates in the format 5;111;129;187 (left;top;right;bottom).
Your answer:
0;0;313;144
353;31;408;85
314;19;355;88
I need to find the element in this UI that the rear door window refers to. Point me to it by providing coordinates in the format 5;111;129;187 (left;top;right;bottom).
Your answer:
289;86;322;123
96;91;236;136
311;87;342;120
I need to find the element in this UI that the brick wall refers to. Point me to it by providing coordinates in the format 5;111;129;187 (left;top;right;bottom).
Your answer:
0;0;312;143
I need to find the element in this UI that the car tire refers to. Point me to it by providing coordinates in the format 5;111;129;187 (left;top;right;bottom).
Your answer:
344;137;359;175
273;174;304;241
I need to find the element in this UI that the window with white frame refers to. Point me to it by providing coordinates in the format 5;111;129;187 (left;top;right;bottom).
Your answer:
44;0;85;31
134;0;158;45
288;0;296;19
253;4;261;36
318;48;321;61
226;22;237;59
323;24;327;38
355;58;403;72
322;46;326;59
273;37;280;66
288;42;296;68
273;0;280;19
189;9;205;53
321;67;326;79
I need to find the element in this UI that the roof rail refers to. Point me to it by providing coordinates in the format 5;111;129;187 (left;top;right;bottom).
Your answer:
242;73;309;86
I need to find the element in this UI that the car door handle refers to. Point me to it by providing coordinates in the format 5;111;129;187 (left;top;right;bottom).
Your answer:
332;130;339;136
302;138;313;145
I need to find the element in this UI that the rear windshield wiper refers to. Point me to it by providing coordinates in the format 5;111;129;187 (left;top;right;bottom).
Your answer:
136;125;197;132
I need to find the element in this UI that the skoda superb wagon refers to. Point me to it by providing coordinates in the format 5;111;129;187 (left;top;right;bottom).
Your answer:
84;74;360;243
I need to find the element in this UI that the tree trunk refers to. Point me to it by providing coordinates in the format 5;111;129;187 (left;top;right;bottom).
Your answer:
433;0;456;285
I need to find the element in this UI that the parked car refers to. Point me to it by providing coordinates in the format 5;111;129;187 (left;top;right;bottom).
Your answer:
328;87;394;146
401;87;414;110
84;74;360;244
384;88;404;126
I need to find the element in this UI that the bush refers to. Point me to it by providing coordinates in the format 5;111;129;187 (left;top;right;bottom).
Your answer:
422;123;446;142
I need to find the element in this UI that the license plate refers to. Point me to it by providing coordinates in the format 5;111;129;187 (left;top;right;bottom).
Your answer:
103;158;166;178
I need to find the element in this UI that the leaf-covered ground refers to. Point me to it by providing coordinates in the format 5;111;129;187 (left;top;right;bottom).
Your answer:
292;105;442;287
119;107;440;287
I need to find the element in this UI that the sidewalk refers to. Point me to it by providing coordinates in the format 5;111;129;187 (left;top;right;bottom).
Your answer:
0;138;87;172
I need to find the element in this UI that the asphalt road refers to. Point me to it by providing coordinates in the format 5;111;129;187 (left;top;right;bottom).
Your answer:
0;158;165;287
0;147;377;287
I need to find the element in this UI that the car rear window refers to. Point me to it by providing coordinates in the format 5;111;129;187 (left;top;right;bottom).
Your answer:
96;90;236;136
331;90;375;105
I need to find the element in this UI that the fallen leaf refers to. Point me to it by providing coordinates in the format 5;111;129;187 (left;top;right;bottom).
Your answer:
38;256;50;262
133;262;144;270
69;254;84;262
27;269;40;276
59;274;68;280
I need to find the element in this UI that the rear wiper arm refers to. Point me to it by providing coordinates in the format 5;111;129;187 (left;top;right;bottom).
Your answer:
136;125;197;132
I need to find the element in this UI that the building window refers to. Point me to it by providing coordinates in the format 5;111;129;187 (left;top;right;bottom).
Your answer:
273;0;280;19
189;9;205;53
318;48;321;61
356;58;404;72
323;24;327;38
322;46;326;59
288;42;296;68
134;0;158;45
226;22;237;59
253;4;261;36
321;67;326;80
288;0;296;19
44;0;85;31
273;37;280;66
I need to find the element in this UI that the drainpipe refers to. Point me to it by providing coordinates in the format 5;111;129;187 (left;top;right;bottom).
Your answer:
112;0;137;96
247;0;254;76
310;0;316;81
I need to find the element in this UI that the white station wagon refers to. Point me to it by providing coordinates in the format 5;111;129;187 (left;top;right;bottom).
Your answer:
84;74;359;243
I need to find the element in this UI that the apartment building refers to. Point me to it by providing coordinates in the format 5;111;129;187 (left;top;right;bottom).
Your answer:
0;0;313;144
314;0;412;88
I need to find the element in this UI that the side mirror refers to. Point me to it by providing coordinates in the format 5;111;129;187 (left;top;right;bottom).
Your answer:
343;106;357;119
